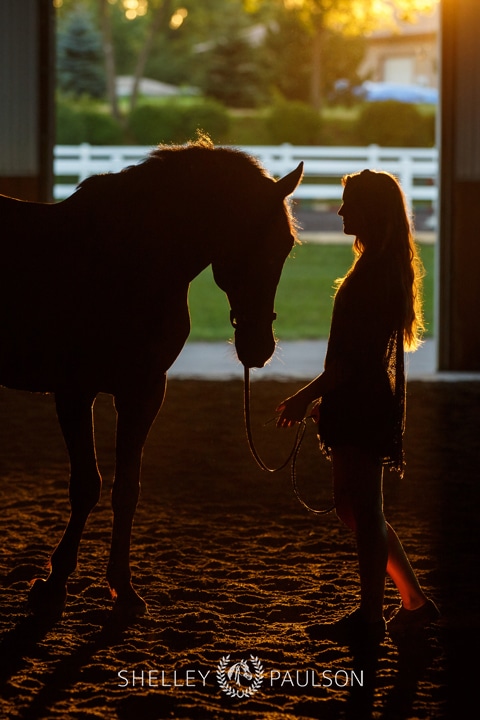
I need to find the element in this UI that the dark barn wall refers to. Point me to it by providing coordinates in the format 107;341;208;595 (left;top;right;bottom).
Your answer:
0;0;55;201
439;0;480;370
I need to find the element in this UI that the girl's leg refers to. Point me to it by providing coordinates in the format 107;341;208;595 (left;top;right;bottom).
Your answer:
385;523;439;631
332;446;433;617
386;523;429;609
332;447;387;623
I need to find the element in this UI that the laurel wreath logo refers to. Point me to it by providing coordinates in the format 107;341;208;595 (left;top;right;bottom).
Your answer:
216;654;264;699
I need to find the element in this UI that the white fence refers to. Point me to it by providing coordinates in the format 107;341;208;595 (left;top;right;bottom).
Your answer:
54;143;438;209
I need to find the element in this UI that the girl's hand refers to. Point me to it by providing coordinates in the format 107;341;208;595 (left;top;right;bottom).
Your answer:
275;394;310;428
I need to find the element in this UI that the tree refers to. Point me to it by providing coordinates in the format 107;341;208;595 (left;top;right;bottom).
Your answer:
57;1;182;117
57;4;106;99
98;0;121;120
191;2;270;107
262;7;366;104
100;0;178;115
55;0;439;115
247;0;440;109
127;1;173;111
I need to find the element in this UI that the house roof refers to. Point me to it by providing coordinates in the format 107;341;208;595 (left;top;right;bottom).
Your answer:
368;6;439;40
115;76;199;98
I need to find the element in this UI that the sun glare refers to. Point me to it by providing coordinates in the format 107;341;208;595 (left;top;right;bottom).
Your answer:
169;8;188;31
283;0;304;9
279;0;439;24
122;0;148;21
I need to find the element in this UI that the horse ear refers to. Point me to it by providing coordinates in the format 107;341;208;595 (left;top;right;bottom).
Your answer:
275;162;304;198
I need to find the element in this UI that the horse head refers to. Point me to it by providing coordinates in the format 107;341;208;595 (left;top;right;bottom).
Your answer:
213;162;303;369
227;659;253;685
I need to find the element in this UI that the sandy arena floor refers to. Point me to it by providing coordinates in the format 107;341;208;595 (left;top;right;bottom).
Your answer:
0;379;479;719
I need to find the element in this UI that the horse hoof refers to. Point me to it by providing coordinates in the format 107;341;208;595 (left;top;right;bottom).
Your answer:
28;578;67;619
112;586;148;620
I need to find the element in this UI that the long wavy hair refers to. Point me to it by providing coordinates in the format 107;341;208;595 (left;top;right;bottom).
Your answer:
338;169;425;351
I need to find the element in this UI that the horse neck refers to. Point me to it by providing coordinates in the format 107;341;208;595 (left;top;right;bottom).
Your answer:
70;166;238;285
169;229;217;285
169;206;233;284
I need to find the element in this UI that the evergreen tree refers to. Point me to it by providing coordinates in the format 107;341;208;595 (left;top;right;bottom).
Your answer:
190;2;269;108
201;33;268;108
57;5;105;99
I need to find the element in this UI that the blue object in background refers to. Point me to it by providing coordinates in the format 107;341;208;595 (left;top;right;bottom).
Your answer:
354;81;438;104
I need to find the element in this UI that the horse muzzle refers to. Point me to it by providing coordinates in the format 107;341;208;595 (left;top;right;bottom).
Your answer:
230;310;277;368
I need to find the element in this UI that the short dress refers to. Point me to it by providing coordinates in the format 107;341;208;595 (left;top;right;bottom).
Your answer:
317;254;406;474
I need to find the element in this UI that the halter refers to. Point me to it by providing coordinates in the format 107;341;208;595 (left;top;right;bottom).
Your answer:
230;310;277;329
243;366;335;515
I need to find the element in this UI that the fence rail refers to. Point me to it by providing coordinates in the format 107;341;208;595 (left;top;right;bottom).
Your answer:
54;143;438;209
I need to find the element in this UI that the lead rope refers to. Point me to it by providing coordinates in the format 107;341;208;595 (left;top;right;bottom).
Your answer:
243;366;334;515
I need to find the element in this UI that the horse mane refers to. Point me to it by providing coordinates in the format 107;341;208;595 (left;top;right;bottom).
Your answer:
149;134;268;172
141;133;273;188
78;133;269;186
75;133;298;238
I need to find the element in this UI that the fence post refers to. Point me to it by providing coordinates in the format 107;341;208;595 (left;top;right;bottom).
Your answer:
78;143;92;182
367;144;381;169
399;152;414;210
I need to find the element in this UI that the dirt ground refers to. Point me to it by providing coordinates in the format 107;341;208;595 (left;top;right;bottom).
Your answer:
0;378;479;720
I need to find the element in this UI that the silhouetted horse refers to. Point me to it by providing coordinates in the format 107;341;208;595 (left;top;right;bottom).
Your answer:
0;136;303;617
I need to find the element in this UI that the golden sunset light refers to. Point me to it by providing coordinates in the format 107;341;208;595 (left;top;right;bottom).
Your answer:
1;1;479;719
169;7;188;31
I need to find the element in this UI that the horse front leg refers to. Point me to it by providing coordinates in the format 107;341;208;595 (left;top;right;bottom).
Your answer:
106;376;166;616
29;391;100;617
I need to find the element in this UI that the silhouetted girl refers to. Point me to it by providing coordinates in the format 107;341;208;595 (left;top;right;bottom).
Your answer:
276;169;439;642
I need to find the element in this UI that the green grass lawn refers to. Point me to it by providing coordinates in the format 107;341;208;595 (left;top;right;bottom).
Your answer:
188;243;435;341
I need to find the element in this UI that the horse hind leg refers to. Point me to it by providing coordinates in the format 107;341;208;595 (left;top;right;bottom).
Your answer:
28;391;101;618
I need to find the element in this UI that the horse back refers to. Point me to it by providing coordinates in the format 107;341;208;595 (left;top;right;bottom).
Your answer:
0;189;189;393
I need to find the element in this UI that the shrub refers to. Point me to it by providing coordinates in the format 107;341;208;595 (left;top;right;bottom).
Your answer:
56;101;87;144
128;103;182;145
56;98;123;144
179;100;230;142
319;116;358;146
265;100;322;145
128;100;230;145
224;112;271;145
355;101;435;147
81;110;124;145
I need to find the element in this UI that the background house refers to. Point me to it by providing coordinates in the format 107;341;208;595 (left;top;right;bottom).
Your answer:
360;6;439;88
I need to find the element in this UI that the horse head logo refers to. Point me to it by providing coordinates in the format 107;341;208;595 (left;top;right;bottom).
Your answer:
227;659;253;686
217;654;264;699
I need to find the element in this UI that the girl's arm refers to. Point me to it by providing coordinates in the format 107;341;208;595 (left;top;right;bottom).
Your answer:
276;364;342;428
